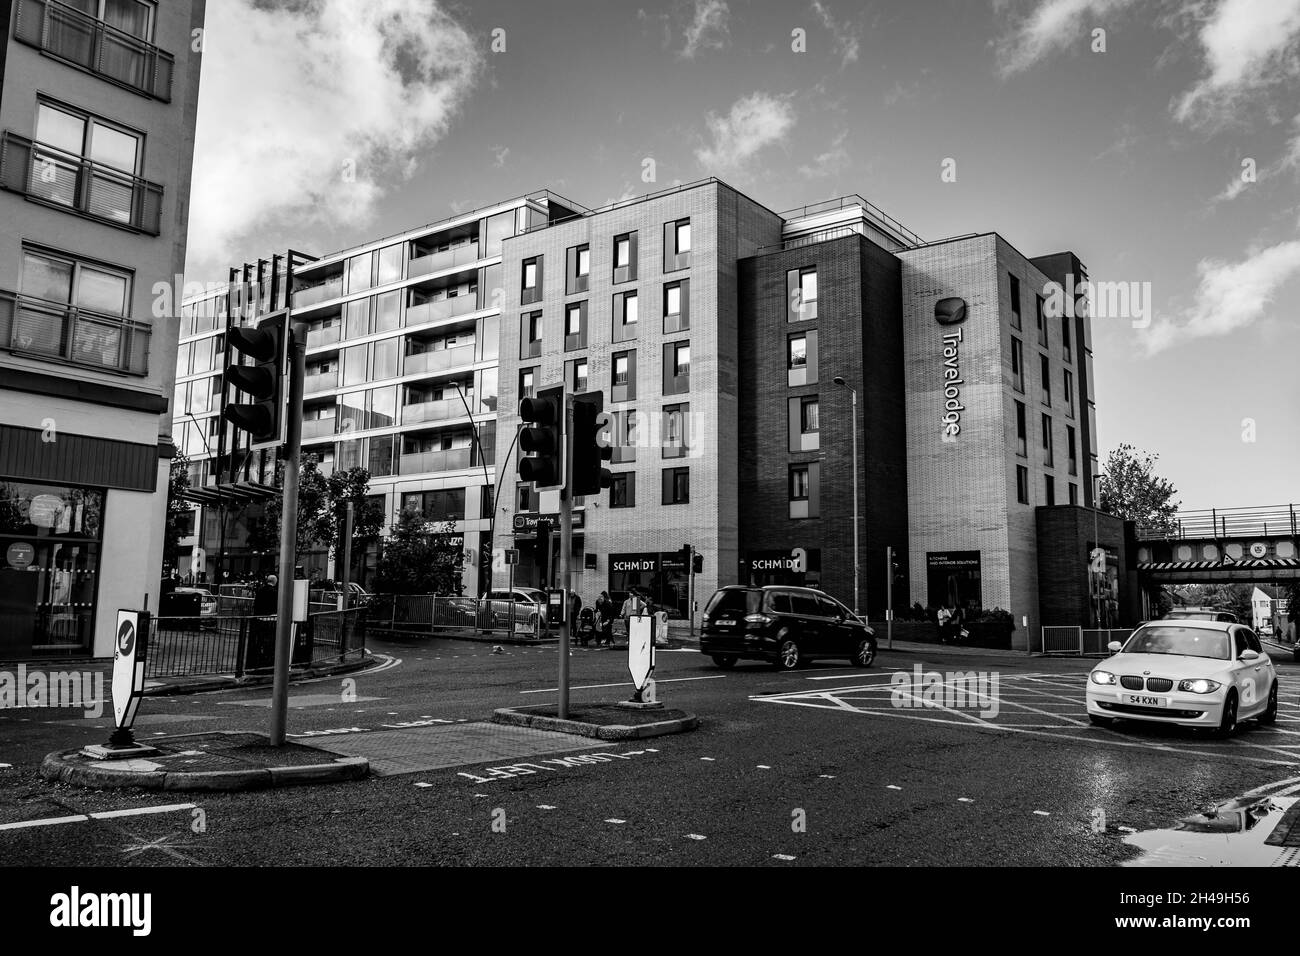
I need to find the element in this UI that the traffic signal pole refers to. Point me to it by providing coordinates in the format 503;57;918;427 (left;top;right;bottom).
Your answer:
558;395;574;721
270;321;306;746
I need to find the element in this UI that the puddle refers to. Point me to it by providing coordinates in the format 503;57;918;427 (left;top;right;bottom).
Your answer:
1123;795;1300;866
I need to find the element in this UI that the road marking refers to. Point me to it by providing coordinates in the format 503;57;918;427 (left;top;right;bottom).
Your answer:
537;805;557;811
958;798;973;803
1118;826;1136;833
686;833;707;840
773;854;796;861
820;774;836;779
887;785;902;790
415;783;433;788
0;803;196;832
700;757;715;761
1033;810;1050;816
756;765;771;770
605;819;626;824
521;675;726;694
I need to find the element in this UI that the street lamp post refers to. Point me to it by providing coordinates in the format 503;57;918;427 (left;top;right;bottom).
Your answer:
832;376;860;616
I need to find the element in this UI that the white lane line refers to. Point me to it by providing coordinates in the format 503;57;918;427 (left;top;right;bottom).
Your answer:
756;765;771;770
0;803;197;832
537;805;557;811
958;797;974;803
605;819;626;824
686;833;707;840
414;783;433;788
773;853;796;861
700;757;716;761
886;785;902;790
1033;810;1051;816
819;774;836;779
522;675;726;694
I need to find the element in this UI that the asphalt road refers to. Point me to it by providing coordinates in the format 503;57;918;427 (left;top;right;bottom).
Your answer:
2;637;1299;866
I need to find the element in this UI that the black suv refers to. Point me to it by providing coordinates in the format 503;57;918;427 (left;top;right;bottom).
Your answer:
699;586;876;670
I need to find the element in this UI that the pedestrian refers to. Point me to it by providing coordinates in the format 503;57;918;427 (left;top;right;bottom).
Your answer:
936;604;953;643
950;603;966;644
621;588;648;641
596;590;615;645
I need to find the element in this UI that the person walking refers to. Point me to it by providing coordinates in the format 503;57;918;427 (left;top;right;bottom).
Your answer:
595;591;615;646
936;604;953;644
621;588;648;642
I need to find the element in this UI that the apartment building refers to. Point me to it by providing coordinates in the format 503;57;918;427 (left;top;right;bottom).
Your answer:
0;0;205;660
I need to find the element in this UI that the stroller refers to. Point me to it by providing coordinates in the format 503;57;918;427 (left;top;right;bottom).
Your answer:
576;606;598;646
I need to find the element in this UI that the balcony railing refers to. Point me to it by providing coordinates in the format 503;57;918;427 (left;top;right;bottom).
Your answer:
14;0;175;101
408;243;480;279
303;371;339;395
403;343;477;376
401;397;471;426
399;447;473;476
292;278;344;309
305;324;341;349
0;289;150;375
405;295;479;327
0;132;164;235
301;418;337;440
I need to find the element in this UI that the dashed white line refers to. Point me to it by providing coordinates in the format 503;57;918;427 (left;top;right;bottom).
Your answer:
0;803;197;832
700;757;716;762
958;797;974;803
414;783;433;788
605;819;626;824
1033;810;1051;816
537;805;557;811
756;765;771;770
886;785;902;790
686;833;707;840
521;676;726;694
773;853;796;861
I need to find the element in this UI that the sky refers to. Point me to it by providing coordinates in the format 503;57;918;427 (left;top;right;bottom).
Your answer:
185;0;1300;509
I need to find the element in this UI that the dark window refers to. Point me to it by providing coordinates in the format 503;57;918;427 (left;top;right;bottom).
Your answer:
520;310;542;359
789;593;821;617
613;232;638;283
1045;475;1056;506
564;301;588;351
1042;413;1053;467
1009;273;1022;329
1068;483;1078;505
1036;295;1047;348
1063;368;1075;416
1061;315;1072;363
1015;400;1027;457
519;367;536;400
664;218;691;272
663;403;689;459
566;244;590;295
663;279;689;333
613;291;638;343
610;472;635;508
801;398;819;433
1040;354;1051;406
790;466;810;500
612;350;636;402
663;341;690;395
662;467;689;505
1011;337;1024;392
1016;465;1030;505
1067;425;1078;476
521;256;542;305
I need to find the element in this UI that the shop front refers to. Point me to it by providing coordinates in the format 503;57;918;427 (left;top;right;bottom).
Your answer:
609;552;689;619
0;480;104;659
742;547;822;589
926;551;982;611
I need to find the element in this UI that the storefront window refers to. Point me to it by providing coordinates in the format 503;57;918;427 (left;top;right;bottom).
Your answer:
0;481;105;658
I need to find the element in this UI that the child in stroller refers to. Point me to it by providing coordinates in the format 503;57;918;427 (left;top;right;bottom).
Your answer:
576;605;598;646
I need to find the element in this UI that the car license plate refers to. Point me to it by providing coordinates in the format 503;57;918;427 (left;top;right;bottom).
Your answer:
714;619;734;628
1124;694;1166;707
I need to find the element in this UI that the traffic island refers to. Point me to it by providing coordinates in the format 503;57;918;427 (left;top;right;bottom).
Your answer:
492;703;699;741
41;731;369;792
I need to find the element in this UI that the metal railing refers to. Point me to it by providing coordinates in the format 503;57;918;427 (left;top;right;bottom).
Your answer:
778;194;925;247
292;277;344;310
408;243;481;278
303;371;340;395
14;0;175;101
368;594;546;638
305;323;342;348
399;446;473;476
0;132;164;234
1137;505;1299;540
0;289;151;375
1040;626;1132;655
1083;629;1132;655
405;295;480;327
403;343;478;376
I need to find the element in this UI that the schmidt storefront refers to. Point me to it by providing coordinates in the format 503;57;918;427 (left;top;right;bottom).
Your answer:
609;552;690;619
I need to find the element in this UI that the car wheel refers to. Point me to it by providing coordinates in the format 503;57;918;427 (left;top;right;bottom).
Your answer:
1260;681;1278;725
1213;690;1238;739
1088;714;1113;728
711;654;738;669
851;639;876;668
774;636;801;671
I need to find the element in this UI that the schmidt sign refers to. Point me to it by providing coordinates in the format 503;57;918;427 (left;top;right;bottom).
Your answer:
935;297;967;442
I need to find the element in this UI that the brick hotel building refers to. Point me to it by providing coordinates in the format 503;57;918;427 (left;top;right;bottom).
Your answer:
1;0;205;660
175;177;1121;653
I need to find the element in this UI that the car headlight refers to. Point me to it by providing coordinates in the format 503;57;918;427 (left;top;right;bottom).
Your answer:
1178;679;1221;694
1090;670;1117;685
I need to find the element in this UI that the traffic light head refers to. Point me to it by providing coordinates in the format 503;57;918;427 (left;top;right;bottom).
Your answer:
518;385;564;489
571;392;613;497
222;316;287;446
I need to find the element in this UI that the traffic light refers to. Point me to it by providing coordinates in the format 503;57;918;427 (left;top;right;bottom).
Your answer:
223;315;288;447
518;384;564;489
571;392;613;497
693;553;704;574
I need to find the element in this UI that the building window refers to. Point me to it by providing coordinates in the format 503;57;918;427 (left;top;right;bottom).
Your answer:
663;403;689;459
1068;483;1079;505
1040;354;1051;406
1015;400;1027;458
610;472;635;508
1008;273;1022;330
789;396;820;452
613;232;638;283
788;334;807;370
1035;295;1048;348
521;256;542;305
520;310;542;358
788;462;821;520
1063;368;1075;417
612;350;636;402
569;357;588;393
1061;314;1072;363
1067;425;1078;476
1011;337;1024;392
566;244;590;295
663;467;690;505
613;291;638;342
611;409;638;464
664;279;689;333
1042;413;1054;467
1016;465;1030;505
1045;474;1056;506
564;301;588;351
519;367;536;400
787;267;818;321
786;330;818;386
665;218;691;271
663;341;690;395
802;397;820;433
516;482;534;514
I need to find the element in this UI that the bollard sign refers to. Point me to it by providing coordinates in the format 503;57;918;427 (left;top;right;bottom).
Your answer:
627;615;655;691
112;610;150;730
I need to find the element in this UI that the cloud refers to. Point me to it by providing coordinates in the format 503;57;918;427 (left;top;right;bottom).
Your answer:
1174;0;1300;124
1142;240;1300;352
491;146;511;168
995;0;1137;77
680;0;730;59
811;1;861;69
187;0;480;280
1212;115;1300;202
797;130;851;177
694;92;797;170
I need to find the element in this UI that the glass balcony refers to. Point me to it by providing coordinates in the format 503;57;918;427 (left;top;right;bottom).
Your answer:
405;295;479;327
305;324;341;349
293;277;344;309
402;343;477;376
408;243;480;279
399;446;473;476
0;132;164;235
303;371;339;395
401;397;470;426
0;289;150;375
301;418;337;440
14;0;176;101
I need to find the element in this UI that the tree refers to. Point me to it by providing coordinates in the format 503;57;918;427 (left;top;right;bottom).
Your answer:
164;455;193;562
246;455;382;567
373;508;466;595
324;467;385;576
1098;443;1180;534
1169;583;1253;621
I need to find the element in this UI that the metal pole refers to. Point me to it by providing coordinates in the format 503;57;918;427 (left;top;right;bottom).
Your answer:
558;397;573;720
689;545;695;641
886;545;893;650
270;320;306;747
340;500;354;612
850;389;860;616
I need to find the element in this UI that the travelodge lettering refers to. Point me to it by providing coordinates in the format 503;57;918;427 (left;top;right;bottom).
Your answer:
935;297;968;440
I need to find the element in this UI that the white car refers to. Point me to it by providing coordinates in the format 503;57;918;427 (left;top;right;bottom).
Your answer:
1086;620;1277;737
